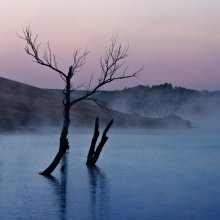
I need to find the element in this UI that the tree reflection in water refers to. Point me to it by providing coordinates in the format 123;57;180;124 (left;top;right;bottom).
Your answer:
44;154;68;220
43;156;109;220
87;166;109;220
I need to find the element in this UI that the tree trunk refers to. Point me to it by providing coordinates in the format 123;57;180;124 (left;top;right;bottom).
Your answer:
39;138;69;176
40;71;72;176
86;117;113;166
40;107;70;176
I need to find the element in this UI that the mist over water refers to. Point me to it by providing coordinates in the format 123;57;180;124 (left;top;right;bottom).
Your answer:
93;84;220;131
0;128;220;220
1;79;220;219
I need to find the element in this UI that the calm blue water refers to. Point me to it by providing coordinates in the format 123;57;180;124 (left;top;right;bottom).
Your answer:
0;128;220;220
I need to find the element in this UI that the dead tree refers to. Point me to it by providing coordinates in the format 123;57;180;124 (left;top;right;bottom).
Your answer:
86;117;113;166
18;26;143;176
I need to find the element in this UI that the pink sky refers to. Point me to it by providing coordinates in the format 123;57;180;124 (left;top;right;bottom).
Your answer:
0;0;220;90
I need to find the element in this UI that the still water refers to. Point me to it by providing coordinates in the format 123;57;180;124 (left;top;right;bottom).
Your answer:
0;128;220;220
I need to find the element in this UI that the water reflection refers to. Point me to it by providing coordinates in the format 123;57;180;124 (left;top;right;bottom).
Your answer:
87;166;109;220
45;154;68;220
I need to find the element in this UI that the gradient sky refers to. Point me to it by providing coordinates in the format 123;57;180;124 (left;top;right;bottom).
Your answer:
0;0;220;90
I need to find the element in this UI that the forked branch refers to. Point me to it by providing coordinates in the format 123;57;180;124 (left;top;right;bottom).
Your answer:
86;117;113;166
18;26;142;175
70;37;143;107
17;26;89;83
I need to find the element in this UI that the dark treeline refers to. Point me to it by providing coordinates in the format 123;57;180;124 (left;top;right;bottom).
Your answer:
49;83;220;118
95;83;220;118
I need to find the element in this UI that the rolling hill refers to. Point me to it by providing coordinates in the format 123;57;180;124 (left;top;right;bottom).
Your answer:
0;77;191;131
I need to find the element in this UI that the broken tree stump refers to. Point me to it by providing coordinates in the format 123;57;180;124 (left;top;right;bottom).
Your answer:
86;116;113;166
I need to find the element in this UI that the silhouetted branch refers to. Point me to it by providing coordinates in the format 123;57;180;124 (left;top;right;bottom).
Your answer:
70;36;143;107
18;27;142;108
18;26;141;175
72;49;90;75
17;26;67;80
18;26;89;84
85;98;109;111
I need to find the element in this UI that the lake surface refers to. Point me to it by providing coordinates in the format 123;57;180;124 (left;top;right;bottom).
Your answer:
0;128;220;220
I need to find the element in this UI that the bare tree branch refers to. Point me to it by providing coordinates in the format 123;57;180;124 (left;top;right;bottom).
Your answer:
85;97;109;111
18;26;143;175
70;36;143;106
18;27;142;108
72;49;90;75
18;26;67;80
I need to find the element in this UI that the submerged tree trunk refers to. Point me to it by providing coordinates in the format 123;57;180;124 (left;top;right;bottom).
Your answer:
59;105;70;150
19;27;141;175
39;108;70;176
39;137;69;176
86;117;113;166
40;70;72;176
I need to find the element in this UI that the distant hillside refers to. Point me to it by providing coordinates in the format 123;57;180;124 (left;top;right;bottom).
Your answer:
0;78;191;131
48;83;220;119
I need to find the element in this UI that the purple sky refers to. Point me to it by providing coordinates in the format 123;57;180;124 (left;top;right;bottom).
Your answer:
0;0;220;90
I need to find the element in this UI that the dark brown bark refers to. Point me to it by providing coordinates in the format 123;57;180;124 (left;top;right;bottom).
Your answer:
86;117;113;166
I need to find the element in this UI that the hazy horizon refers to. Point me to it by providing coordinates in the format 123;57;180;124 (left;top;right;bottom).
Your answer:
1;0;220;90
1;75;220;92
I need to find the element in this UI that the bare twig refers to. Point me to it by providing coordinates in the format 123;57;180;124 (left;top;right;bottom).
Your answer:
18;26;142;175
70;36;143;107
85;97;109;111
17;26;67;80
